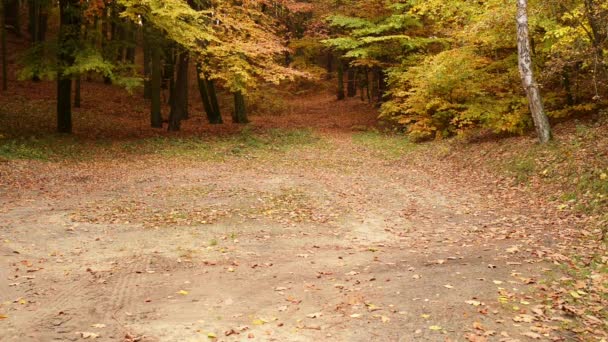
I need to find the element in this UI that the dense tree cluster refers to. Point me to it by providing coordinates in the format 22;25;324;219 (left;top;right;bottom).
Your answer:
315;0;606;142
1;0;606;141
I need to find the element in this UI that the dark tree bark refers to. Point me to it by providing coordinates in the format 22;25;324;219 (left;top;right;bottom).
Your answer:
0;0;7;91
207;78;221;122
150;37;162;128
516;0;552;143
163;47;175;105
28;0;47;42
377;68;387;104
196;63;223;124
27;0;48;81
337;60;345;100
57;0;80;134
4;0;20;36
232;91;248;124
167;51;189;131
347;67;356;97
142;22;151;99
365;69;371;103
562;68;574;106
124;21;136;64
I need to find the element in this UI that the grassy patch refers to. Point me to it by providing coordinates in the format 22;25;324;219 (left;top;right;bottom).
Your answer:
352;131;416;159
504;155;537;184
0;128;321;162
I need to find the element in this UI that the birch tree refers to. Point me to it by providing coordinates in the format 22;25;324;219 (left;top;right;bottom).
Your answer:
516;0;552;143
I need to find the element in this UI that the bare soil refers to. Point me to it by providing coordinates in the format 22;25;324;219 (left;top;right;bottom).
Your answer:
1;94;565;341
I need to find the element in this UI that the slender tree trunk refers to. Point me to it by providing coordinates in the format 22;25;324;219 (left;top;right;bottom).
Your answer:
365;69;371;103
377;68;387;105
150;37;162;128
142;22;151;99
164;47;175;104
5;0;20;36
347;67;356;97
57;0;80;133
74;77;81;108
181;53;189;120
0;0;7;91
196;63;223;124
563;68;574;106
232;91;248;124
337;60;345;100
168;51;188;131
516;0;552;143
207;79;221;122
125;22;135;64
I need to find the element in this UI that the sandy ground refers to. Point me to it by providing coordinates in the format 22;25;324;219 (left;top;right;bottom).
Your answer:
0;96;559;342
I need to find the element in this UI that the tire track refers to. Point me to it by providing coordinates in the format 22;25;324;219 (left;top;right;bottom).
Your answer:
103;254;152;320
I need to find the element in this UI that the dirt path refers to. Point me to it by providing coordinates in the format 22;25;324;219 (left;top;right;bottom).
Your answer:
1;96;559;341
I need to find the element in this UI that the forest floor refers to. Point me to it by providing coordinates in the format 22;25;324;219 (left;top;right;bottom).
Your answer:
0;82;607;341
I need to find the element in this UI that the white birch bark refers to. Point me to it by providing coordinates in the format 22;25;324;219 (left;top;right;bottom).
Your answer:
516;0;552;143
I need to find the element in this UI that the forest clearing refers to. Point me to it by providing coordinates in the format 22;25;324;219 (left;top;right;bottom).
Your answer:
0;0;607;341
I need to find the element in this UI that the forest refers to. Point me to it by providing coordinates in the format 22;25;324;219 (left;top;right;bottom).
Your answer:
0;0;606;341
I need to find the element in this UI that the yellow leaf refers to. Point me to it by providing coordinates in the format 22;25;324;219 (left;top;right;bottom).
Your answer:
177;290;189;295
0;314;7;319
252;318;267;325
569;291;581;299
207;332;217;339
429;325;442;331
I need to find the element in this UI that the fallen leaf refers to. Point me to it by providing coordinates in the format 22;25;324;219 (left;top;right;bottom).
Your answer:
513;314;534;323
306;312;322;318
465;300;483;306
522;332;542;339
177;290;189;295
77;332;100;339
429;325;442;331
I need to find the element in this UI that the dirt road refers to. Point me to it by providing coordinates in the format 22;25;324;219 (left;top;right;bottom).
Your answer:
0;96;558;342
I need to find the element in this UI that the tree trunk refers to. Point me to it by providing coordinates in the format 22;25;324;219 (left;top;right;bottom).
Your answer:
347;67;356;97
207;78;221;123
196;63;223;124
0;0;7;91
232;91;248;124
57;0;80;134
377;68;387;105
142;22;151;99
337;60;345;100
125;22;136;64
5;0;20;36
164;47;175;104
516;0;552;143
150;38;162;128
167;51;188;131
365;69;371;103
